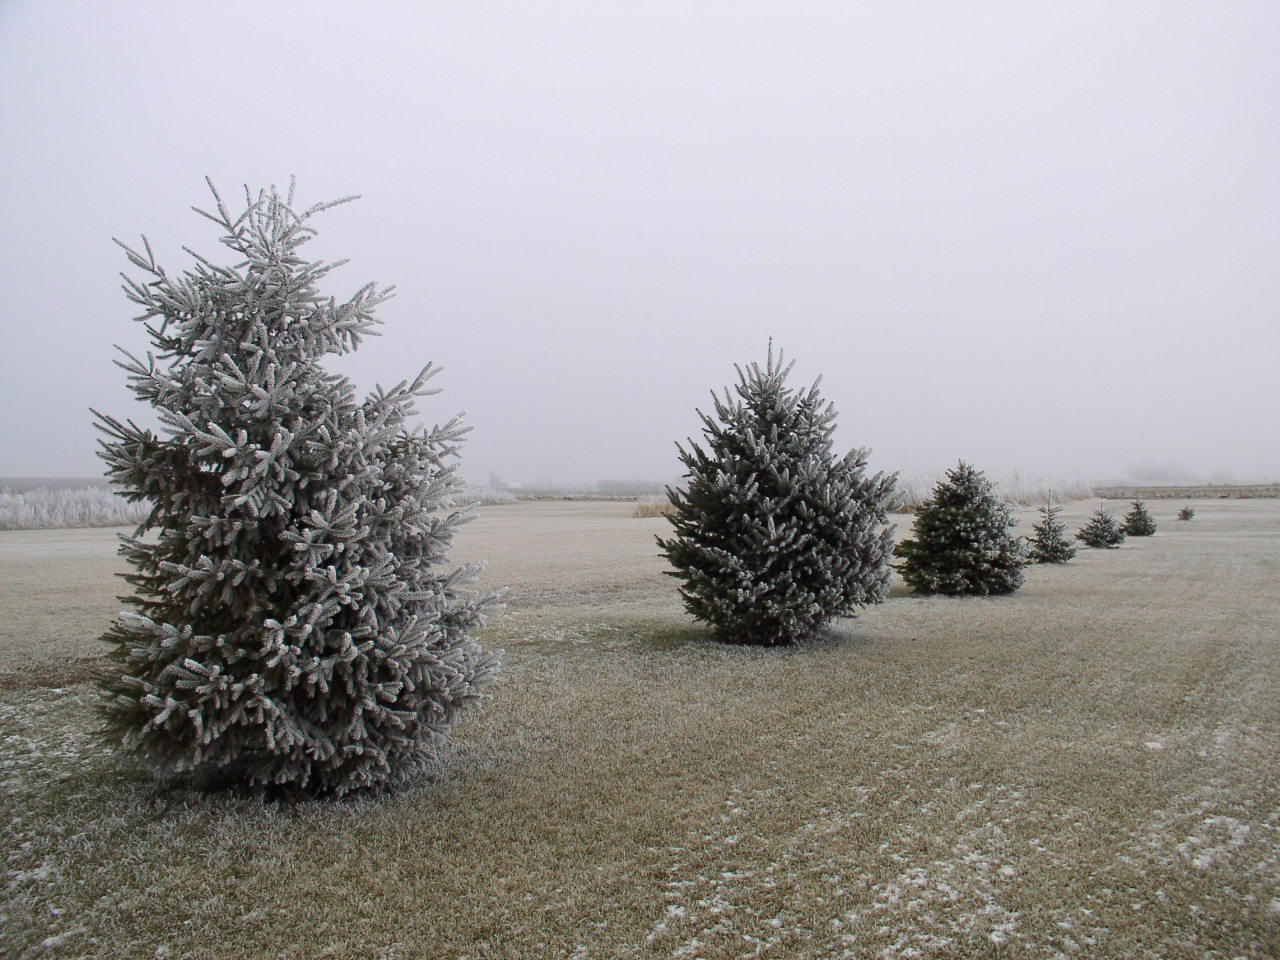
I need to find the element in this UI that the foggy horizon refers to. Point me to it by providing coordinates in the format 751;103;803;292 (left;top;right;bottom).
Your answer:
3;2;1277;488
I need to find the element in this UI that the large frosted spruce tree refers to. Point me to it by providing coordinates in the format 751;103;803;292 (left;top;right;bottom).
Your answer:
94;180;500;796
657;347;896;646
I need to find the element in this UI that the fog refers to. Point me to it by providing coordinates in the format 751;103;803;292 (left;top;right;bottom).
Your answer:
2;1;1277;487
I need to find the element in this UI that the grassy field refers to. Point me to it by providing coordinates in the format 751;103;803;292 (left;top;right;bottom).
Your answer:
1093;484;1280;500
2;499;1278;958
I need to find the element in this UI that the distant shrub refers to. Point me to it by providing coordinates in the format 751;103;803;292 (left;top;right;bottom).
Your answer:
0;486;150;531
1177;505;1195;521
1122;498;1157;537
895;461;1027;595
1077;508;1126;548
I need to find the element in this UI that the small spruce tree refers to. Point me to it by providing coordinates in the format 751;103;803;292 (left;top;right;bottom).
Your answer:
894;461;1027;595
657;346;896;646
1076;506;1126;548
93;180;501;796
1122;498;1157;536
1177;505;1195;521
1028;492;1076;564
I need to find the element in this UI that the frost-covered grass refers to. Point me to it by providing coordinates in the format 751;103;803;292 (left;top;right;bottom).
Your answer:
2;500;1279;958
0;482;518;531
895;471;1093;511
0;486;149;531
446;484;520;507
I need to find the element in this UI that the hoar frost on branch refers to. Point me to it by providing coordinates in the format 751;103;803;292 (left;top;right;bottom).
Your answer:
93;179;501;796
658;345;896;646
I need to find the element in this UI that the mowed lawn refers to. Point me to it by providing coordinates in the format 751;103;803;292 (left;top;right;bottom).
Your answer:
2;500;1278;959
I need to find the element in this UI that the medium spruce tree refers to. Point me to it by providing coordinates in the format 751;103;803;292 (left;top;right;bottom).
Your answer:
94;180;501;796
1122;497;1157;536
895;461;1027;595
1028;493;1076;564
657;346;896;646
1076;506;1126;548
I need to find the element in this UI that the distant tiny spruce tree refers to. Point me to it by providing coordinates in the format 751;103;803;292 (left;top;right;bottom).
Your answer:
94;180;501;796
657;345;896;646
1028;492;1076;564
1122;498;1157;537
1177;505;1195;521
894;461;1027;595
1076;506;1126;548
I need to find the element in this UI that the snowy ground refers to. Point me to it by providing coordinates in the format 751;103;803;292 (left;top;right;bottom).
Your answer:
2;499;1278;958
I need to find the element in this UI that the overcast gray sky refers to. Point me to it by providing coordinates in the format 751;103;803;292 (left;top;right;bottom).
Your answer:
1;1;1277;487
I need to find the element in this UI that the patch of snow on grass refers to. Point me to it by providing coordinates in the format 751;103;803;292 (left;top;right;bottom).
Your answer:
1177;815;1251;870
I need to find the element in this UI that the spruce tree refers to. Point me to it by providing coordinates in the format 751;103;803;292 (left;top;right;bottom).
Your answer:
1177;505;1195;521
657;346;896;646
1076;506;1126;548
93;180;501;796
1028;492;1076;564
894;461;1027;595
1122;497;1157;536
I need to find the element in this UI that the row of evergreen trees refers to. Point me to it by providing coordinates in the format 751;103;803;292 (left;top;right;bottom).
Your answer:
95;182;1190;797
1039;496;1161;552
1075;499;1159;548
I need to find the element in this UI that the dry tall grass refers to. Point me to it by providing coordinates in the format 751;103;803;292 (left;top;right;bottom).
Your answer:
2;499;1278;958
632;495;676;518
895;471;1093;511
